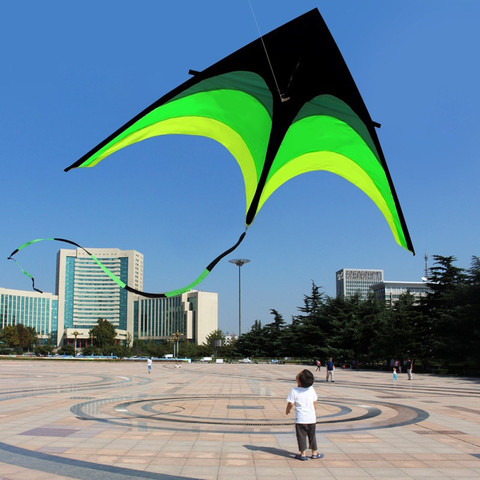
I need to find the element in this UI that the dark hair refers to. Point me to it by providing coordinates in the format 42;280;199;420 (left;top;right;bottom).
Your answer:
298;369;314;388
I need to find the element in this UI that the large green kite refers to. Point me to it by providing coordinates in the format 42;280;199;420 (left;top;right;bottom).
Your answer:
10;9;414;297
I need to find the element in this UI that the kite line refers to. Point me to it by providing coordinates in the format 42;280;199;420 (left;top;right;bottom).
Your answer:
247;0;286;101
8;232;247;298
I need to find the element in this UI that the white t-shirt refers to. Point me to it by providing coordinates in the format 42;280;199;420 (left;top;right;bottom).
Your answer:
286;386;318;424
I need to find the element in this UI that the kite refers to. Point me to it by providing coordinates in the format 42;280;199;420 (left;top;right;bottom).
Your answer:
9;9;414;298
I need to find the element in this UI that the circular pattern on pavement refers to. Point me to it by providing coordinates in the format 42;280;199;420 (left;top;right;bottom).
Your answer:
71;394;429;434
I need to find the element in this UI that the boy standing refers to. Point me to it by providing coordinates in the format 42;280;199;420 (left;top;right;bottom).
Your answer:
286;369;324;461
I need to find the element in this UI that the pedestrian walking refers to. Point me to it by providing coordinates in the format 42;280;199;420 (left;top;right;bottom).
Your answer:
325;357;335;382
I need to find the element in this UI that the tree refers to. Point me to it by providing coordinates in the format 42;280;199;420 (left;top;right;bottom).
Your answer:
298;282;325;318
17;325;37;351
0;325;19;347
58;344;75;356
90;318;116;351
467;256;480;286
234;320;265;357
180;341;199;359
82;345;102;356
293;283;331;358
261;309;288;357
34;345;55;356
423;256;468;363
0;324;37;351
231;253;479;374
204;329;225;346
369;292;427;366
202;329;225;356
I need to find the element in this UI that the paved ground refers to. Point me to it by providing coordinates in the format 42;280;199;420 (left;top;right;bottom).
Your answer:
0;360;479;480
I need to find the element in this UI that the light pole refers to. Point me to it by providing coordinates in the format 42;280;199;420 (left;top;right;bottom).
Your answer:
171;331;183;358
73;330;79;357
229;258;250;336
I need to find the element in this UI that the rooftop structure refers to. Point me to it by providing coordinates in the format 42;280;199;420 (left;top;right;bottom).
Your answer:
370;281;430;304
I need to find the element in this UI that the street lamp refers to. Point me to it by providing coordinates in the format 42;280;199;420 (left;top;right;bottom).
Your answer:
229;258;250;336
73;330;79;357
171;331;183;358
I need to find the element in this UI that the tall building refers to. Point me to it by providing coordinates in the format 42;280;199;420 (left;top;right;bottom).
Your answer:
336;268;384;300
0;288;58;344
56;248;144;346
1;248;218;349
370;281;430;304
134;291;218;346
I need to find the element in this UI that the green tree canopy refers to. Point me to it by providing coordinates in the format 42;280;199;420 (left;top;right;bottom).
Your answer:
0;325;19;347
0;324;37;351
233;253;479;374
89;318;116;350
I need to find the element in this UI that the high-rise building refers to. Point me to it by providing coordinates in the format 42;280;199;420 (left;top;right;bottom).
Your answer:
336;268;384;300
0;288;58;344
55;247;218;347
56;248;143;346
1;248;218;349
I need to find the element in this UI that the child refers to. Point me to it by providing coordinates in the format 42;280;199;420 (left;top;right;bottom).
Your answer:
286;369;324;461
393;367;397;381
147;357;152;374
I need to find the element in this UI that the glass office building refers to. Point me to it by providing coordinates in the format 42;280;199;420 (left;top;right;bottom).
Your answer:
336;268;384;300
1;248;218;348
133;291;218;345
56;248;143;346
0;288;58;344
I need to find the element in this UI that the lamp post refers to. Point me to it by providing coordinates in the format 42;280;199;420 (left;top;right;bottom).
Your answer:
171;331;183;358
229;258;250;336
73;330;79;357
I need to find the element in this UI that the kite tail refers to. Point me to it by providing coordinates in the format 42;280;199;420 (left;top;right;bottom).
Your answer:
7;232;247;299
125;230;247;298
7;257;44;294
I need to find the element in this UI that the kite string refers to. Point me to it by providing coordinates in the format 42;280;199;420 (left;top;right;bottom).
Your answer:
247;0;284;100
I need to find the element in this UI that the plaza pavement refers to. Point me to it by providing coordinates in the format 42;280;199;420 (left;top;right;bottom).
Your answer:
0;360;479;480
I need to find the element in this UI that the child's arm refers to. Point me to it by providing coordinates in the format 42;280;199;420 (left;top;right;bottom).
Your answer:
285;402;294;415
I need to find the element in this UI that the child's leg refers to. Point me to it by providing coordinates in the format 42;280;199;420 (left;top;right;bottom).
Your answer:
306;424;318;454
295;424;308;456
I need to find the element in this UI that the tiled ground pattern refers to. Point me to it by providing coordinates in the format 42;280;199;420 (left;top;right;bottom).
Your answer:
0;360;479;479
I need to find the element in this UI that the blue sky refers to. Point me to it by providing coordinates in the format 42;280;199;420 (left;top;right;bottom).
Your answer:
1;0;479;335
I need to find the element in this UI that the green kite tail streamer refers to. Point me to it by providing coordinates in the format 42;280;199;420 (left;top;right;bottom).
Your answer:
7;233;247;298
